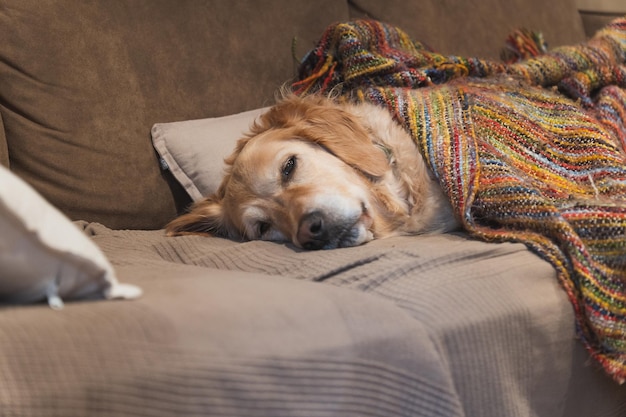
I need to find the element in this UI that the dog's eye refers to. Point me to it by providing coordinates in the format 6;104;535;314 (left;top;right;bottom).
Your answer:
281;156;297;180
257;221;271;236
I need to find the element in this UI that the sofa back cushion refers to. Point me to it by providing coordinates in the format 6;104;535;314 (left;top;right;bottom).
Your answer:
0;0;586;229
0;0;348;229
350;0;586;59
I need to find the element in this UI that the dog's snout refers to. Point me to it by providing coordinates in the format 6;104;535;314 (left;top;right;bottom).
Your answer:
298;211;328;250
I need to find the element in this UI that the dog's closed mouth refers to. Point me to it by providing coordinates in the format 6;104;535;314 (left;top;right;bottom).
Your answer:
335;223;366;249
303;223;360;250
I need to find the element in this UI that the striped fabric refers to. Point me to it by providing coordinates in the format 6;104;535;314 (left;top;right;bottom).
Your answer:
293;18;626;383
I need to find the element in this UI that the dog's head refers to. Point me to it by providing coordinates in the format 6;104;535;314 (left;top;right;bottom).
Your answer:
166;95;393;249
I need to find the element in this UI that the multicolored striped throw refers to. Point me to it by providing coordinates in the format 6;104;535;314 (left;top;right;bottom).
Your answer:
293;18;626;383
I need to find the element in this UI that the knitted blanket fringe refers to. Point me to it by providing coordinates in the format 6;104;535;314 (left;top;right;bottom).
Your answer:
293;18;626;384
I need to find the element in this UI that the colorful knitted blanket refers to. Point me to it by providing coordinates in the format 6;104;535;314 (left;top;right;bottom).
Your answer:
293;18;626;383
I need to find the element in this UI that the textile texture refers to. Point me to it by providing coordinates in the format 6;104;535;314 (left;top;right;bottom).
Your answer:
0;0;348;229
293;18;626;383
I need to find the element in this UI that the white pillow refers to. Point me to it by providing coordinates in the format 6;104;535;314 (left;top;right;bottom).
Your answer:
151;107;269;201
0;165;142;309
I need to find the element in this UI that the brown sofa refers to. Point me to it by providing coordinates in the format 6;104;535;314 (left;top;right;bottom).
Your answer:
1;1;625;416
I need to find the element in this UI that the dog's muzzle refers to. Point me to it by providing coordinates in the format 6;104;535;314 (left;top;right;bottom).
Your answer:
297;211;365;250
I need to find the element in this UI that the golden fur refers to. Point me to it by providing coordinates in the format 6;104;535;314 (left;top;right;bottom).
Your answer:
166;94;459;249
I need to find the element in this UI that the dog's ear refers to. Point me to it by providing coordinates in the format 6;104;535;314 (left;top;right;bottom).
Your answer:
307;122;389;180
165;196;229;237
261;95;389;180
305;108;389;180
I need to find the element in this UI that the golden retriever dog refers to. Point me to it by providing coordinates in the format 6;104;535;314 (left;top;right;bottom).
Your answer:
166;94;459;249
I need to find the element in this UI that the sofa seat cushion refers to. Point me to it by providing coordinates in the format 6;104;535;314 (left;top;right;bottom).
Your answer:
3;222;625;415
0;247;466;417
77;224;626;416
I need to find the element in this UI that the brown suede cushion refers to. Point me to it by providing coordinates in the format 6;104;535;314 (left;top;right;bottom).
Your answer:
580;11;625;37
349;0;586;58
0;1;348;229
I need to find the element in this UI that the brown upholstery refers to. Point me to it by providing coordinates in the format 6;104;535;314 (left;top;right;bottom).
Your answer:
0;0;587;230
2;2;625;415
0;112;7;167
580;11;625;37
349;0;586;58
0;0;348;229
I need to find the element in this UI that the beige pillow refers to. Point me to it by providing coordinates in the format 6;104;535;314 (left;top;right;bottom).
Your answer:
152;107;269;202
0;165;142;309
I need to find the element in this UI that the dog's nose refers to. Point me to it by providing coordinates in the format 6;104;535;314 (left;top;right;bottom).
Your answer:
297;211;328;250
